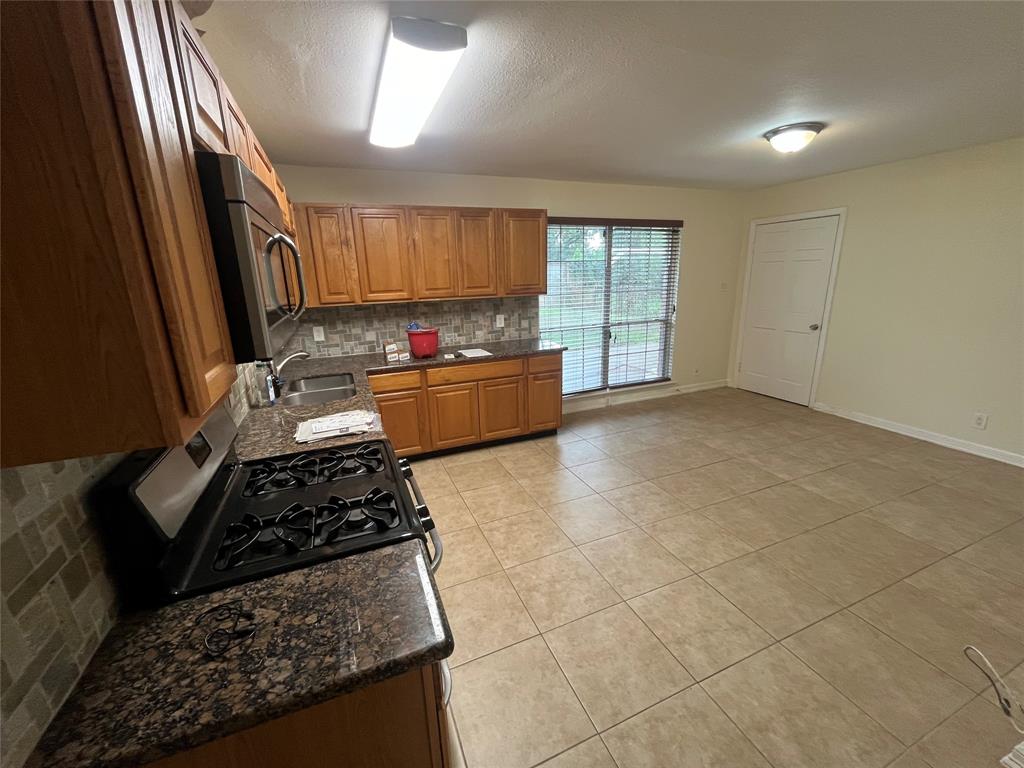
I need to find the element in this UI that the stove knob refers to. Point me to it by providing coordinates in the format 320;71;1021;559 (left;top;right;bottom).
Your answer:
398;458;414;479
415;503;435;532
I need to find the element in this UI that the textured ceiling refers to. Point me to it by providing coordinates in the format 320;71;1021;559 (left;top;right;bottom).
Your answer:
197;1;1024;188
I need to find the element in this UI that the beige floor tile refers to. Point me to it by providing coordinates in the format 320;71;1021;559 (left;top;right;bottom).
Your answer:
793;461;930;511
743;445;842;481
545;494;636;544
885;754;931;768
783;611;973;745
643;512;753;572
701;482;849;549
416;465;457;499
783;433;884;466
499;450;565;480
570;458;644;493
815;514;945;582
480;510;573;568
585;432;640;457
488;440;544;462
579;529;691;599
541;440;609;467
446;458;514;492
703;645;902;768
652;459;783;509
866;484;1020;552
518;469;594;507
434;526;503;589
762;519;934;605
451;637;594;768
702;421;810;456
940;461;1024;511
459;480;539;524
911;697;1021;768
544;603;694;730
851;581;1024;690
427;493;477;533
629;577;772;680
616;441;729;480
868;441;991;482
536;737;616;768
442;572;538;666
906;557;1024;642
601;482;687;525
506;549;620;631
440;447;495;468
955;521;1024;586
702;553;841;639
443;703;468;768
602;686;771;768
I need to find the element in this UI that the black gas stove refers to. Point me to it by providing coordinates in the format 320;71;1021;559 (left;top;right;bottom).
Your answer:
95;407;438;609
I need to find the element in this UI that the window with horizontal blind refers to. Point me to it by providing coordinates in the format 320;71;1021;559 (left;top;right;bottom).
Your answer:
541;218;681;395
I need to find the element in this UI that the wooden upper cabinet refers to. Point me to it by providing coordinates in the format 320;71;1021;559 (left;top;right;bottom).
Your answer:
351;207;415;302
455;208;498;296
173;5;228;153
272;172;293;231
503;209;548;295
222;87;251;170
247;131;275;191
302;205;359;305
409;208;458;299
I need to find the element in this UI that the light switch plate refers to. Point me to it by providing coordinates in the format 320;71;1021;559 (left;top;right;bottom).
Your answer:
495;314;505;328
313;326;325;342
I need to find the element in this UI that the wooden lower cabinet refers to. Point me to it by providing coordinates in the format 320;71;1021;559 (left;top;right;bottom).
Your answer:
479;376;526;440
376;389;431;457
428;382;481;450
147;664;448;768
369;353;562;458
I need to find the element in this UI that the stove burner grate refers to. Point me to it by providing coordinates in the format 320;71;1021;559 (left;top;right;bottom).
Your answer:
242;444;385;496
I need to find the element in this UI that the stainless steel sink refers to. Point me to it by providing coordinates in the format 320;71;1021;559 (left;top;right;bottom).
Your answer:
278;386;357;406
286;373;355;392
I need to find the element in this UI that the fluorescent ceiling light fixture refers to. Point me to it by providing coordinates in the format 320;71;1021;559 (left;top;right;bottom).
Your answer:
369;17;467;148
763;122;825;153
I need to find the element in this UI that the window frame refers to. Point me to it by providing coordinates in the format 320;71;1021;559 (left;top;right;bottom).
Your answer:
543;217;683;396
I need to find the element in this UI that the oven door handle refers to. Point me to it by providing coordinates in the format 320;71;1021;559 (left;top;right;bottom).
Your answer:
439;659;452;708
399;459;443;574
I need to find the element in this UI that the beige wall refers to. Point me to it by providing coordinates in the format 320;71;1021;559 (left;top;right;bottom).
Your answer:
735;138;1024;457
278;165;744;387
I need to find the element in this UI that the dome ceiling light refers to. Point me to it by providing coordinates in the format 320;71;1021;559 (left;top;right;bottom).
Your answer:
763;122;826;153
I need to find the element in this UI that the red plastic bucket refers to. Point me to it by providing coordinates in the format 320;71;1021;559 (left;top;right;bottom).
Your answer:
407;327;439;358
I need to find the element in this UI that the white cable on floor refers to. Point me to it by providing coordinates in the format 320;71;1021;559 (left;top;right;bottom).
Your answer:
963;645;1024;735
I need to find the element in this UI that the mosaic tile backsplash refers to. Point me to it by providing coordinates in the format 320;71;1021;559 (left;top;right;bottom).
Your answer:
0;367;257;768
283;296;540;358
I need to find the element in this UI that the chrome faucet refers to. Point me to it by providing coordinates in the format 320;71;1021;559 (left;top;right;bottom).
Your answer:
270;351;309;396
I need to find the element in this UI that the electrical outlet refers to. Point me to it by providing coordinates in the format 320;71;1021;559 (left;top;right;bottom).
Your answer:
495;314;505;328
972;412;989;430
312;326;325;342
719;282;729;292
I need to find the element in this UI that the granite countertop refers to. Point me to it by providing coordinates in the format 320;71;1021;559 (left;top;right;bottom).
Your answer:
235;338;566;461
30;540;452;768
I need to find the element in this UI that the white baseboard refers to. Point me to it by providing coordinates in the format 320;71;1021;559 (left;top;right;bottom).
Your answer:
812;402;1024;467
563;380;727;414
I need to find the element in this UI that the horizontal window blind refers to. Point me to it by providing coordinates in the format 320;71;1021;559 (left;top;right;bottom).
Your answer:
541;219;680;396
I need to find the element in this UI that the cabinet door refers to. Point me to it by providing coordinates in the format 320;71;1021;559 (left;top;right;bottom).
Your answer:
273;172;293;231
479;376;526;440
173;7;228;153
503;209;548;294
528;372;562;431
376;389;431;457
221;87;251;169
247;131;275;191
351;206;415;302
455;208;498;296
428;383;480;450
302;206;359;304
410;207;458;299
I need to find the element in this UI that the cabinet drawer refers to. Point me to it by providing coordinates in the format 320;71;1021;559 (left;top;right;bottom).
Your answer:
528;354;562;373
426;358;524;386
368;370;423;394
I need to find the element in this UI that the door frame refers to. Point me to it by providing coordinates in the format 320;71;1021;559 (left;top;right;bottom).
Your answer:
733;207;847;406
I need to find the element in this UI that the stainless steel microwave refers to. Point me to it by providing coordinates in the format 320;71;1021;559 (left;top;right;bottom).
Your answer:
195;152;306;362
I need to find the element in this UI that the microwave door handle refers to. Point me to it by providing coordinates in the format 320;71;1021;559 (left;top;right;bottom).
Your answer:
265;233;307;318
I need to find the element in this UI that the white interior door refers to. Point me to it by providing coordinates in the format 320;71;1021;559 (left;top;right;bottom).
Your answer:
738;215;839;405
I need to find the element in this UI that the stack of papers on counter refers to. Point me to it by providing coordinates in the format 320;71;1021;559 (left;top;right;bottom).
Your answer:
294;411;379;443
457;348;492;358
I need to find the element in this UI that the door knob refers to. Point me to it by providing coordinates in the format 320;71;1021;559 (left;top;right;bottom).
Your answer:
809;323;820;330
